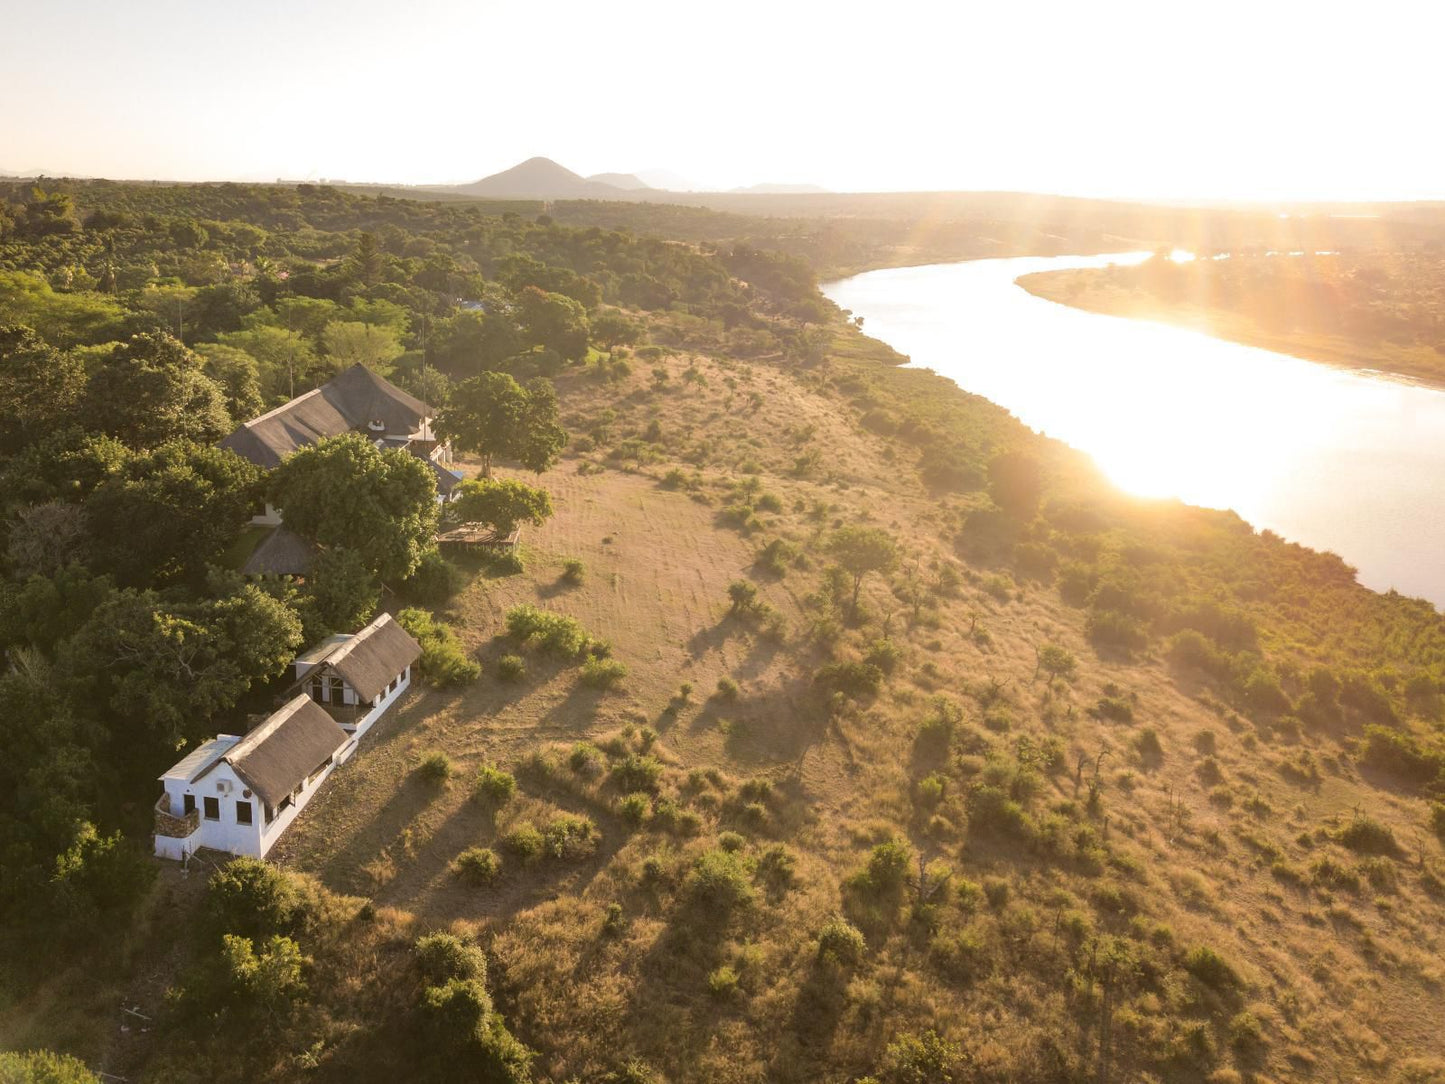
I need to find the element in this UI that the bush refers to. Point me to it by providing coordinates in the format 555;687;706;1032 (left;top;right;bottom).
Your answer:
916;774;946;807
396;608;481;685
757;843;797;891
619;792;651;826
501;823;544;861
580;656;628;689
718;830;747;853
756;538;799;577
542;814;599;860
473;764;516;806
611;753;664;793
401;549;466;605
1135;728;1163;760
1360;725;1445;791
561;558;586;584
817;915;867;966
218;932;306;1006
727;579;760;613
814;660;884;698
0;1051;100;1083
714;676;740;701
686;848;755;915
415;932;488;984
1336;816;1400;856
706;965;739;998
1091;696;1134;723
865;638;903;675
504;604;591;657
418;751;453;783
455;847;501;885
207;856;302;941
1182;944;1240;991
880;1030;966;1084
857;838;912;896
496;654;526;682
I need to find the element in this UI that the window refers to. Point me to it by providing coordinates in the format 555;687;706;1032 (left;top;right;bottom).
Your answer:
235;800;253;825
327;676;345;703
183;793;196;816
265;804;274;824
309;675;323;703
203;796;220;821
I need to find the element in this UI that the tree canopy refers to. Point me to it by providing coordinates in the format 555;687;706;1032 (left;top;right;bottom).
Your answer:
448;477;554;538
435;372;566;477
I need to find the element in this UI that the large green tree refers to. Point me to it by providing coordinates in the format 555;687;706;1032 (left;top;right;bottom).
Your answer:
83;332;232;450
517;286;590;362
84;441;261;585
447;478;553;538
267;432;438;582
826;525;900;619
0;325;86;453
436;372;566;477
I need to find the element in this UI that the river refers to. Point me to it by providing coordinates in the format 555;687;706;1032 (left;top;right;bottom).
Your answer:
822;254;1445;607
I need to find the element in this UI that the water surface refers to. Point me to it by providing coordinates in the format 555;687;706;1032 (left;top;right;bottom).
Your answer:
823;255;1445;606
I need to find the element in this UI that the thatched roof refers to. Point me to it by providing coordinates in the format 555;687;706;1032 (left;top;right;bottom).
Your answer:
301;612;422;702
221;364;431;469
196;695;348;808
242;525;317;577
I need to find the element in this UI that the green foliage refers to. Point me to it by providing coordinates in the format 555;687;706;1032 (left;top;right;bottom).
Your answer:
686;847;756;916
986;449;1043;517
0;324;85;453
501;823;545;861
1336;816;1400;856
865;638;903;675
303;546;379;634
541;814;599;859
416;932;489;984
496;654;526;682
817;915;867;966
580;656;628;689
0;1050;100;1083
218;932;307;1007
1182;944;1240;991
449;477;554;538
826;525;900;617
561;558;586;584
727;579;759;614
268;432;438;582
83;332;232;450
455;847;501;885
504;604;591;657
399;549;466;607
396;607;481;685
206;857;304;941
814;660;885;698
436;371;566;476
418;751;453;783
879;1029;967;1084
473;764;516;806
610;753;664;794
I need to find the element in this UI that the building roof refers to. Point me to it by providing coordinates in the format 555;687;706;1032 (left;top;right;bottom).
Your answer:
160;735;241;783
196;695;349;808
429;458;463;497
241;525;318;577
220;364;432;469
298;612;423;703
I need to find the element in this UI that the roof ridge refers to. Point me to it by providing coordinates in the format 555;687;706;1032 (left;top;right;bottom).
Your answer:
227;693;313;763
239;386;325;430
322;612;391;671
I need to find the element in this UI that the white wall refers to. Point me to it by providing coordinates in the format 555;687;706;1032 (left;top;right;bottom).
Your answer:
156;762;264;859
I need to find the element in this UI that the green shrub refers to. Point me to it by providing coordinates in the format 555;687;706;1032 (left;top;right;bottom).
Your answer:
501;823;544;861
418;751;453;783
856;837;912;896
402;549;466;605
0;1050;100;1083
496;654;526;682
686;848;755;915
504;604;591;657
817;915;867;966
814;660;884;698
714;676;740;701
206;856;302;941
542;814;599;859
727;579;760;613
455;847;501;885
1091;696;1134;723
473;765;516;806
561;558;586;584
619;792;651;826
755;538;799;577
916;774;946;807
865;638;903;675
1336;816;1400;856
1182;944;1240;991
931;927;991;984
580;656;628;689
706;965;739;998
1135;728;1163;760
396;608;481;685
218;932;306;1005
610;753;664;793
757;843;797;891
718;830;747;853
415;932;487;983
880;1029;966;1084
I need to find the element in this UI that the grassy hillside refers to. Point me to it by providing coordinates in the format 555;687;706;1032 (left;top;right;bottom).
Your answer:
2;182;1444;1083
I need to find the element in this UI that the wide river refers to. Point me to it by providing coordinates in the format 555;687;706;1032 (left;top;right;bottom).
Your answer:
823;254;1445;607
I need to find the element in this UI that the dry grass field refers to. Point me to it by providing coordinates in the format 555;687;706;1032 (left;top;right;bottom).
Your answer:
250;338;1445;1083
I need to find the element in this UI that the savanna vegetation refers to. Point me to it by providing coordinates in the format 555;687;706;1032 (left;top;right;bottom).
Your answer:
1;179;1444;1084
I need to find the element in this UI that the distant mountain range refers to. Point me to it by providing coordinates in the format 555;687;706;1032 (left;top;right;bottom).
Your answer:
442;157;827;200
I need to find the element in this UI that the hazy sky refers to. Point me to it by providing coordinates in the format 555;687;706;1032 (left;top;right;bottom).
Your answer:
3;0;1442;199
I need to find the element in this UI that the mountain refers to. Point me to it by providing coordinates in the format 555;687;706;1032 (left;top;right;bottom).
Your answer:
451;157;635;199
585;172;651;190
635;168;706;192
730;182;829;194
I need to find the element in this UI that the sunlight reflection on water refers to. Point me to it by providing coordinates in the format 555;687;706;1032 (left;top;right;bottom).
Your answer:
823;255;1445;606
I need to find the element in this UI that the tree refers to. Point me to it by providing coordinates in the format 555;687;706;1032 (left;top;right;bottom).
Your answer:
987;450;1044;518
83;332;232;450
590;310;644;352
62;585;303;752
431;310;521;376
436;372;566;477
0;325;85;453
304;546;379;635
6;501;90;579
350;231;384;287
197;342;266;421
1036;643;1077;683
321;320;404;374
0;1049;100;1082
827;526;900;619
216;324;318;401
517;286;590;362
85;441;261;585
267;432;438;582
448;478;553;537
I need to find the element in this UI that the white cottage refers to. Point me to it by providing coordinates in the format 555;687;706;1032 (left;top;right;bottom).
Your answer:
153;695;350;861
291;612;422;740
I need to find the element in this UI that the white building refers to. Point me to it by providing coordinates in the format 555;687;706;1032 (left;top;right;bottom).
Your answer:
291;612;422;740
153;612;422;861
153;695;350;861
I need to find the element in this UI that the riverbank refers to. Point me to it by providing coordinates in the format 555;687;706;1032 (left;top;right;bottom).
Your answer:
1017;263;1445;391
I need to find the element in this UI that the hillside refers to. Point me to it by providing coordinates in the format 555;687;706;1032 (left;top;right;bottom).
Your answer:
0;181;1443;1084
451;157;637;200
1020;250;1445;389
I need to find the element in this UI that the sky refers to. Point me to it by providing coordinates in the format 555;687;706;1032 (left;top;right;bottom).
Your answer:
2;0;1444;201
